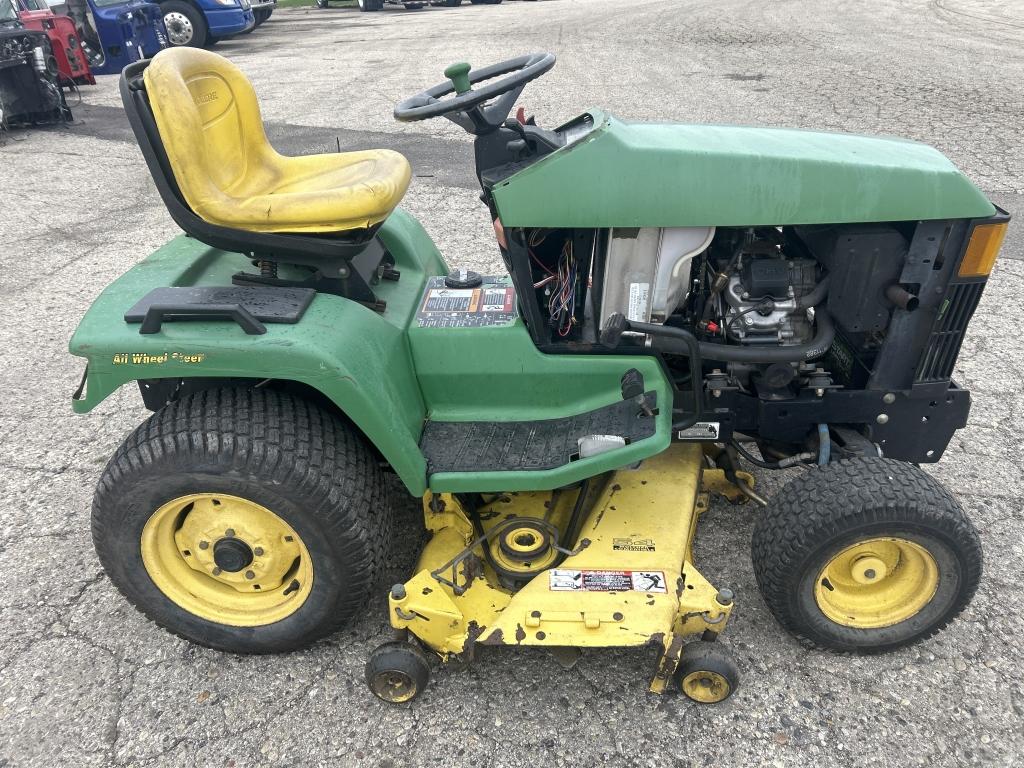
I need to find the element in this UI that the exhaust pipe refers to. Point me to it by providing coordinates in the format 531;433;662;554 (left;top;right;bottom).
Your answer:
886;285;919;312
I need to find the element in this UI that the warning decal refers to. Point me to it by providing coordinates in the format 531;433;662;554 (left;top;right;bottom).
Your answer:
627;282;650;322
677;421;720;441
416;276;518;328
548;569;667;593
612;537;656;552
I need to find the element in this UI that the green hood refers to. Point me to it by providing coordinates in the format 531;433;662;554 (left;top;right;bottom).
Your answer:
491;112;994;228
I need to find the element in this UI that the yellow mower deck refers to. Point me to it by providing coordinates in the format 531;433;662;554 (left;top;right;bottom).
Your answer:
388;443;749;694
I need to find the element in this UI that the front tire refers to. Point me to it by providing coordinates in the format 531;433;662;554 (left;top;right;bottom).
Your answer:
161;1;209;47
92;388;392;654
752;458;981;653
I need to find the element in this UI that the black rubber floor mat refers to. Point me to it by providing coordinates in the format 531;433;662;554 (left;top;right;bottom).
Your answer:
421;393;658;474
124;286;316;325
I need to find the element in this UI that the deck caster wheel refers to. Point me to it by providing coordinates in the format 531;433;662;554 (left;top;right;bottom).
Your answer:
366;641;431;703
675;641;739;704
752;458;982;652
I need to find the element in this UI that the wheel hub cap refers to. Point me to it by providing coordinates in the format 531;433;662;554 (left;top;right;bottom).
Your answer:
213;537;254;573
814;537;939;629
164;12;193;46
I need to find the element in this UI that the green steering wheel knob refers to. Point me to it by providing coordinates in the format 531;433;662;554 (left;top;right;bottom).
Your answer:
444;62;472;95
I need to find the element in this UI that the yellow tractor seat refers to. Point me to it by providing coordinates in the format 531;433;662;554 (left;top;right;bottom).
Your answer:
141;48;411;234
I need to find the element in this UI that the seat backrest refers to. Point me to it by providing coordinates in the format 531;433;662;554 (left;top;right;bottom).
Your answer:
121;55;376;275
141;48;271;223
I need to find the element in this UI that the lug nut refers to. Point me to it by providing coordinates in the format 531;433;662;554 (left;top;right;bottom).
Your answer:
244;570;255;580
198;541;209;550
876;414;890;425
212;567;222;576
253;547;264;557
883;393;896;404
225;529;235;537
715;588;735;606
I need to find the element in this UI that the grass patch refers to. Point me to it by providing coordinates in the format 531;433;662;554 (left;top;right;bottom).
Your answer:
275;0;355;8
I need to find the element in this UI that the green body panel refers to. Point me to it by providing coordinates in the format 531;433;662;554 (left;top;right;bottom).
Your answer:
407;318;673;492
70;209;445;495
492;112;995;228
70;209;674;496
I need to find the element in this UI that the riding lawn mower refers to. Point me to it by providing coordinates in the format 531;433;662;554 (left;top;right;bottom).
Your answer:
70;49;1007;703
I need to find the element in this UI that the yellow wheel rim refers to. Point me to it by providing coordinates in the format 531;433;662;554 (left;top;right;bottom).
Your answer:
681;671;731;703
141;493;314;627
814;537;938;629
370;671;418;703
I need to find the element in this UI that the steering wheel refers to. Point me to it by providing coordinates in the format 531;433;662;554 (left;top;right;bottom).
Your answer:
394;53;557;135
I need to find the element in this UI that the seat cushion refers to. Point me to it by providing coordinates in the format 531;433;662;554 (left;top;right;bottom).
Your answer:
143;48;411;234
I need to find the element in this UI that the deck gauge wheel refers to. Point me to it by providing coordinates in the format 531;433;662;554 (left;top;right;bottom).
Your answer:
366;641;432;703
675;641;740;703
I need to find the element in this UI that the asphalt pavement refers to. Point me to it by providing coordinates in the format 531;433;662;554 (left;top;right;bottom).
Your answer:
1;0;1022;766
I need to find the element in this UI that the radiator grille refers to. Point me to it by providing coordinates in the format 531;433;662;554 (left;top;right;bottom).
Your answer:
915;282;985;383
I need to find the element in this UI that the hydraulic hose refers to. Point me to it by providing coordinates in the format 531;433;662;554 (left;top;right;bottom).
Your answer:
647;306;835;364
817;423;831;466
795;275;831;311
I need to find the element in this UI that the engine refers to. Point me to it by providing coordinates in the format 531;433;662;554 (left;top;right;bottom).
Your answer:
722;255;817;345
598;226;823;346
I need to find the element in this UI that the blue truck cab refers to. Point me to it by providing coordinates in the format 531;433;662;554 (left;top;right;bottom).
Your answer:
64;0;167;75
158;0;253;48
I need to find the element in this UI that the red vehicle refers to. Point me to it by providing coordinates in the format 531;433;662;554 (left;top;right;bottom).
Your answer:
16;0;94;85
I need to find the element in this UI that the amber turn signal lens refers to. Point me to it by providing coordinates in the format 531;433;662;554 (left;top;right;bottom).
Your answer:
959;222;1008;278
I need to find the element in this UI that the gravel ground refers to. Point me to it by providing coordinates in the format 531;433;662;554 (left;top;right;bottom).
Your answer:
1;0;1022;766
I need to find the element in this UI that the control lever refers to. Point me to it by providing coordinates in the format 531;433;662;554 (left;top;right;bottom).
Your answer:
621;368;655;418
600;312;627;347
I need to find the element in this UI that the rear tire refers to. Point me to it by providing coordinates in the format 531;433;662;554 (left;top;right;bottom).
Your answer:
161;1;209;48
91;388;392;654
752;458;982;653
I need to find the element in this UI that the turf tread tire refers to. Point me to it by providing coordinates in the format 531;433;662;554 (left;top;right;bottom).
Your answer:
92;387;392;653
751;458;981;653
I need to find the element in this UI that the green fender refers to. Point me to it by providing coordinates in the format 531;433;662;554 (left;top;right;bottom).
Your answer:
69;209;447;496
